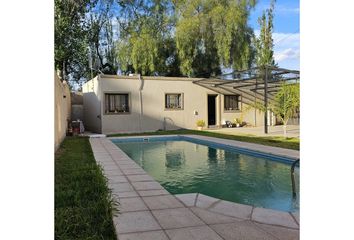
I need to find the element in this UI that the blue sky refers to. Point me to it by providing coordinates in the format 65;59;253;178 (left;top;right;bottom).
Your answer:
249;0;300;70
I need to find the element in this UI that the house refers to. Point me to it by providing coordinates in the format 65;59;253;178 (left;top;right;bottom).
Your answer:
82;74;270;134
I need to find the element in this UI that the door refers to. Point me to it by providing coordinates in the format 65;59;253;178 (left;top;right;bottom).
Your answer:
208;95;217;126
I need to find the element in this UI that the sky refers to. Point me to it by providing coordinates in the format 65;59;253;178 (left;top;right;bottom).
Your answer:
249;0;300;70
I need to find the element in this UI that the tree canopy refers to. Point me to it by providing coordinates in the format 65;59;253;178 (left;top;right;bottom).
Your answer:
55;0;285;87
175;0;256;77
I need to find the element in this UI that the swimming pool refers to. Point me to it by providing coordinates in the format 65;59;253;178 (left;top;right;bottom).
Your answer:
112;136;299;212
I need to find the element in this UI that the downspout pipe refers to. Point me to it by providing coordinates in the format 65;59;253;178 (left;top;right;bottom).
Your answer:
138;74;144;132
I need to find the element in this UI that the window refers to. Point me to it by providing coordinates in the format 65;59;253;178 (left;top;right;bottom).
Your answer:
105;93;129;114
224;95;240;111
165;93;183;109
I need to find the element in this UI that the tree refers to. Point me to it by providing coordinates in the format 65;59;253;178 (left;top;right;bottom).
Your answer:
55;0;119;87
245;83;299;138
86;0;118;75
272;83;300;138
254;0;275;68
174;0;256;77
55;0;96;83
116;0;180;75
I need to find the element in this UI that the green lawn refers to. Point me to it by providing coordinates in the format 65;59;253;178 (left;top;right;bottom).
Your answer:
108;129;299;150
55;137;117;240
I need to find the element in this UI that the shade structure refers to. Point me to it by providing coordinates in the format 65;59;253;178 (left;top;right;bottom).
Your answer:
193;66;300;133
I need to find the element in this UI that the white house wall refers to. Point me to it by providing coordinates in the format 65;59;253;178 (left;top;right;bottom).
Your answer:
100;76;220;134
82;76;102;133
83;75;267;134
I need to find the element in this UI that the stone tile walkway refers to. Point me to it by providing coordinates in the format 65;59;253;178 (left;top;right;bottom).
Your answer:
90;136;299;240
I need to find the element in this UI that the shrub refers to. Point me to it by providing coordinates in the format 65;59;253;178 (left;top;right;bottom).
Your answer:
196;120;206;127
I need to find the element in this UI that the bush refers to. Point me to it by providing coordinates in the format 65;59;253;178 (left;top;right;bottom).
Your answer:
196;120;206;127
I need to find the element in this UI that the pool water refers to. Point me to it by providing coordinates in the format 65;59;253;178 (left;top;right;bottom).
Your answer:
114;139;299;212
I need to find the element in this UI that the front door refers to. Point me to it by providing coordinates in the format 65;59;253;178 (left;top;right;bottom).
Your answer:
208;95;217;126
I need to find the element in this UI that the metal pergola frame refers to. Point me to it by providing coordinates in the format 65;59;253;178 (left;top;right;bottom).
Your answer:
193;66;300;134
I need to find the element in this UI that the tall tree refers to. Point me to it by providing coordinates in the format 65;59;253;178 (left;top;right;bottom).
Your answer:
174;0;256;77
255;0;275;68
55;0;97;83
116;0;179;75
87;0;118;75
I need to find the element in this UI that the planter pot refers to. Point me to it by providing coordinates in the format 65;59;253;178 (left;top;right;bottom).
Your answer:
197;126;203;130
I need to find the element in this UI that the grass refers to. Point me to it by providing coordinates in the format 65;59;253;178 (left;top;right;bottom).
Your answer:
55;137;117;240
107;129;299;150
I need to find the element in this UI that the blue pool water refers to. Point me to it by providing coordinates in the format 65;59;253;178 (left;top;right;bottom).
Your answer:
112;136;299;212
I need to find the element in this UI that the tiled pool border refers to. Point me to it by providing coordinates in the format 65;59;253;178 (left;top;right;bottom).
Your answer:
90;135;299;239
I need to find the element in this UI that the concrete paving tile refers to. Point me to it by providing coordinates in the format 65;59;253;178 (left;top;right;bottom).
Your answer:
111;153;130;158
108;175;128;184
143;195;184;210
119;230;169;240
94;155;112;160
127;174;154;182
209;221;277;240
93;153;110;157
112;156;132;161
209;200;253;220
114;211;161;234
96;157;115;162
100;162;118;168
138;189;170;197
131;181;164;191
119;197;148;212
104;169;123;177
117;159;138;164
114;160;134;165
109;182;134;193
152;208;205;229
96;158;114;164
96;158;115;164
102;165;120;172
92;149;107;153
195;194;220;208
190;207;241;225
122;168;147;175
252;207;298;229
254;223;299;240
166;225;223;240
175;193;197;207
119;165;141;170
116;191;139;198
291;211;299;225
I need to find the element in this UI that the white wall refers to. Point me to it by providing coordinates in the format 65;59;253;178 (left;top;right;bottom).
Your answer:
82;75;267;134
100;76;219;134
82;76;102;133
55;72;71;150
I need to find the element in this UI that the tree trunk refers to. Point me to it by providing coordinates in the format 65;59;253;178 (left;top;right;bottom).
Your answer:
283;124;287;138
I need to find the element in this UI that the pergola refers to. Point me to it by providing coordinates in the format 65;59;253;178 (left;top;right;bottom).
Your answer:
193;66;300;134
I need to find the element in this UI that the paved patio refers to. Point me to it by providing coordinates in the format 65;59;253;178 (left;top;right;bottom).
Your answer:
90;136;299;240
206;125;300;138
